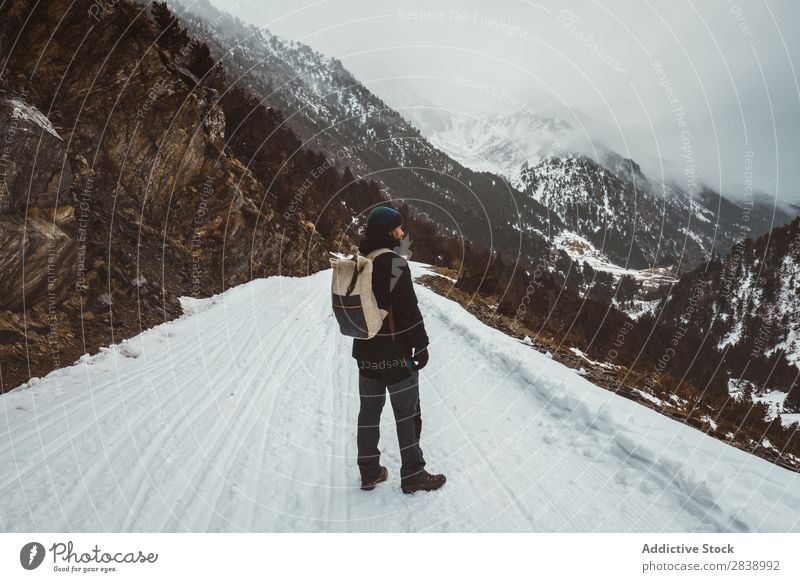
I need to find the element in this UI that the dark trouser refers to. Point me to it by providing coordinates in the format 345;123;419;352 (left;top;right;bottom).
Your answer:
357;369;425;484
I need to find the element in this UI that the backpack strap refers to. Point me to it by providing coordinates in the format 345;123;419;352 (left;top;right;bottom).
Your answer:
344;248;393;296
365;247;394;261
367;248;398;342
344;256;362;296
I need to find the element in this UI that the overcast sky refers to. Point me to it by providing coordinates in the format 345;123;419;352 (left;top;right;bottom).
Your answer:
210;0;799;205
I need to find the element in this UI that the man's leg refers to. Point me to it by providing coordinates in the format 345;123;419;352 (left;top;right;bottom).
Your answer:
386;369;426;484
357;373;386;481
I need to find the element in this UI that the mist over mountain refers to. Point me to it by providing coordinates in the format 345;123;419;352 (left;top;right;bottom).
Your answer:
171;0;795;278
406;106;796;271
169;0;557;266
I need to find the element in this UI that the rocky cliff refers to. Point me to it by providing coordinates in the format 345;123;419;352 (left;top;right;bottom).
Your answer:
0;0;372;390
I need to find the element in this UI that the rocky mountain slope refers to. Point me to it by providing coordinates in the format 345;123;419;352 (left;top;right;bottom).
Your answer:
627;216;800;413
527;150;794;270
408;107;795;271
168;0;559;264
173;0;795;278
0;0;382;390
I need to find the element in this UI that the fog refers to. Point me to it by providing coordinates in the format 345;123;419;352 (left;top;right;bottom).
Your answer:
209;0;800;205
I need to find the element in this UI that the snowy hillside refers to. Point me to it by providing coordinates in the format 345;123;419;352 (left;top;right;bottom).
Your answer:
172;0;794;277
635;216;800;410
407;104;794;271
553;231;676;288
402;108;575;189
171;0;556;262
2;265;799;532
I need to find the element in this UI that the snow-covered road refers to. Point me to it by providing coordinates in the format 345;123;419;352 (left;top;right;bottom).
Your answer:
2;263;798;532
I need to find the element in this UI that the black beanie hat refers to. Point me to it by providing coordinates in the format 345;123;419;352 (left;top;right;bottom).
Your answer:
365;206;403;236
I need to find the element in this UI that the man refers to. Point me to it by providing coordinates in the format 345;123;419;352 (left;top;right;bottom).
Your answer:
353;206;446;494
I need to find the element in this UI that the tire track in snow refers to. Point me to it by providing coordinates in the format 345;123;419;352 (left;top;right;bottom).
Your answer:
117;359;249;531
152;287;320;531
322;315;343;530
109;309;268;532
208;290;332;531
108;297;280;530
208;300;311;532
182;307;305;533
231;287;330;530
239;285;319;531
5;270;800;532
0;311;259;504
418;295;648;532
80;327;257;532
421;319;540;531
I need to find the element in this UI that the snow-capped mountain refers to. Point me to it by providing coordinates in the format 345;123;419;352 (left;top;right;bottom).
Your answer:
622;216;800;411
3;262;799;531
170;0;557;265
402;108;575;190
405;107;795;272
172;0;792;276
518;150;788;270
552;230;676;288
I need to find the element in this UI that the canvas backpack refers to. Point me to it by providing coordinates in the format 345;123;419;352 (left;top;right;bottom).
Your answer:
330;248;395;339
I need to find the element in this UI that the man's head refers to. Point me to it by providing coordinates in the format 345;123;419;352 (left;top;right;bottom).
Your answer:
366;206;404;240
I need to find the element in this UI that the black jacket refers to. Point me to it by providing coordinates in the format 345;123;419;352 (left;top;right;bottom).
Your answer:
352;234;429;382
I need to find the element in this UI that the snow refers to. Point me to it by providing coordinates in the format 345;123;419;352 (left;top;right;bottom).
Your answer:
569;347;618;370
412;262;457;283
2;263;800;532
716;320;743;350
9;97;62;140
752;389;800;427
765;252;800;367
680;226;705;248
614;297;661;320
553;231;676;287
178;295;218;316
403;108;572;189
728;378;756;401
632;388;666;407
727;379;799;428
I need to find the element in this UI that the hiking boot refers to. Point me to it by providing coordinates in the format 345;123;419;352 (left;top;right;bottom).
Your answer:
401;470;446;494
361;466;389;491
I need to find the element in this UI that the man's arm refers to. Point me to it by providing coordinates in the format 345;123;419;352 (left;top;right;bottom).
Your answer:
388;257;429;350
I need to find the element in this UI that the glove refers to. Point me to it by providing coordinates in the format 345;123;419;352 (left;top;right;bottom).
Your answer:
411;346;429;370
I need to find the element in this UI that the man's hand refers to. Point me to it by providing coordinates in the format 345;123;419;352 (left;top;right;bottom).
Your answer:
412;346;429;370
